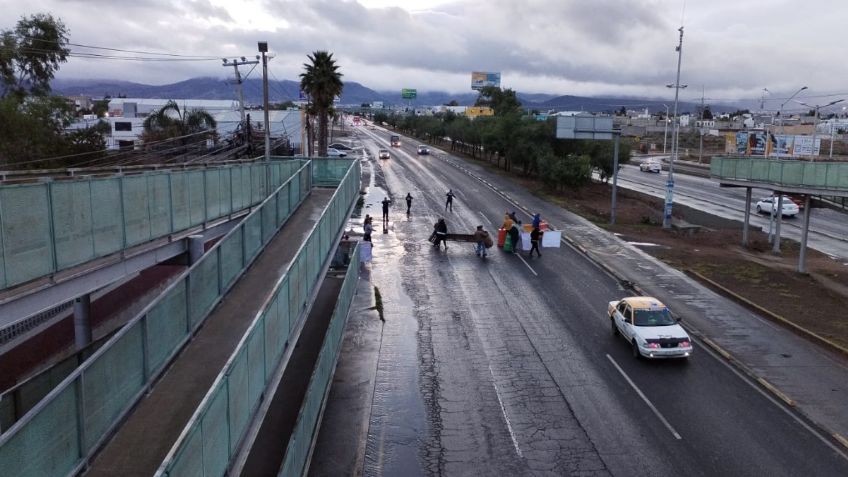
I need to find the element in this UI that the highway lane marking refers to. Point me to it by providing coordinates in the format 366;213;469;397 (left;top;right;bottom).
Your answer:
605;354;683;440
693;338;848;461
516;253;538;276
487;363;524;458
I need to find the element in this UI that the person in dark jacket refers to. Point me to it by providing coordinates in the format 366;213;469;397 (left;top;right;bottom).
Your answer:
445;190;455;212
473;225;490;257
405;193;413;214
532;213;541;229
529;226;542;257
508;222;520;253
381;197;391;223
433;218;448;250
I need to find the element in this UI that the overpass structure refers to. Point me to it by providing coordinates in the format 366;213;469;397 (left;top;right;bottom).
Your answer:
0;157;362;477
710;156;848;271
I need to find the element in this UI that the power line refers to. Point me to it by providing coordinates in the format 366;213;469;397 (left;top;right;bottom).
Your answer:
17;35;220;59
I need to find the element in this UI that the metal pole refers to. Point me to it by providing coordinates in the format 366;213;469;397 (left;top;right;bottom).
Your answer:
811;107;819;162
663;26;684;229
610;133;620;225
798;195;811;273
74;295;92;349
772;194;783;254
259;42;271;161
742;187;751;246
830;121;835;158
663;104;669;154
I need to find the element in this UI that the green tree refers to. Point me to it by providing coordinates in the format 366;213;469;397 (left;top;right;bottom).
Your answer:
300;51;343;156
475;86;522;116
92;98;110;117
141;100;217;151
0;94;74;167
1;14;69;99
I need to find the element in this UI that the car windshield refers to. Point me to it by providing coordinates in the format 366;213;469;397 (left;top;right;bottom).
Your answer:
633;308;675;326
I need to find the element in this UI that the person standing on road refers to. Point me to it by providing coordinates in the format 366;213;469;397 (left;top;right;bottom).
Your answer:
529;226;542;258
445;189;455;212
363;215;373;242
532;213;541;229
473;225;490;257
508;221;521;254
381;197;391;224
433;218;448;250
502;212;514;230
405;193;413;214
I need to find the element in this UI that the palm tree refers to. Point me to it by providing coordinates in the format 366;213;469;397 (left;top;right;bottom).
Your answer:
300;51;343;156
141;100;217;153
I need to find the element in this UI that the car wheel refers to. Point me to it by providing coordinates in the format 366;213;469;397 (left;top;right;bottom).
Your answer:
632;341;641;359
611;318;618;335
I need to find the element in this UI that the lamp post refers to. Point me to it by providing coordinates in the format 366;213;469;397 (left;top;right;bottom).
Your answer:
796;98;844;160
662;26;686;230
779;86;807;136
662;104;669;154
258;41;270;161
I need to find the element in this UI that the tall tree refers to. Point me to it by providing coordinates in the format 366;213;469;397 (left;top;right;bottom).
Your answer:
141;100;217;152
0;14;69;99
474;86;522;116
300;51;343;156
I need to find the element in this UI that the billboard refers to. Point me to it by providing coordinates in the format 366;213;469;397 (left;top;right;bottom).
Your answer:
471;71;501;91
466;106;494;118
401;88;417;99
727;132;821;157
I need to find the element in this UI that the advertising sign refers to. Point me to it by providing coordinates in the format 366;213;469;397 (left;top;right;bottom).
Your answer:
401;88;417;99
471;71;501;91
793;136;821;156
735;132;749;154
772;134;794;157
748;132;767;156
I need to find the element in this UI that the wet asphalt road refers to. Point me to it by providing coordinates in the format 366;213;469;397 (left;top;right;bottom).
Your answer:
340;128;848;476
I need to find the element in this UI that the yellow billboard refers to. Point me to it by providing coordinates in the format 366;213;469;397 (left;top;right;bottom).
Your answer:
466;106;494;118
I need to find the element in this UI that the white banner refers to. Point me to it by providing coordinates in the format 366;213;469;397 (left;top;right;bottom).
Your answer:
541;230;562;248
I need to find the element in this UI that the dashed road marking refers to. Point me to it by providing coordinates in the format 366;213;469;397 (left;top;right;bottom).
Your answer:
516;254;538;276
606;353;682;440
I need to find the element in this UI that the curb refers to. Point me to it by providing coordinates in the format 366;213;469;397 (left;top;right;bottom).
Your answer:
686;269;848;359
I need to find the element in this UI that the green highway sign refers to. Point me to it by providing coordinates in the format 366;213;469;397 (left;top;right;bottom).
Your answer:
401;88;417;99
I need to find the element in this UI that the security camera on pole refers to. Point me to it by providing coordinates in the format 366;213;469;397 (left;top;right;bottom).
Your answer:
663;26;686;230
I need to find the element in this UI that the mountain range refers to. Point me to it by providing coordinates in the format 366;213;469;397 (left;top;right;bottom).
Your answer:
51;77;740;114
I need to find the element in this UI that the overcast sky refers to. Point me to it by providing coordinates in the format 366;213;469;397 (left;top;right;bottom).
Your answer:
4;0;847;109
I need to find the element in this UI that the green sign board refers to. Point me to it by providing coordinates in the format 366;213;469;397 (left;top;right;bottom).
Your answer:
401;88;417;99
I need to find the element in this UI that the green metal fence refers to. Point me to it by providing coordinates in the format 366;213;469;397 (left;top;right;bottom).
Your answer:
0;161;313;477
277;242;360;477
155;159;361;477
0;159;306;291
711;156;848;191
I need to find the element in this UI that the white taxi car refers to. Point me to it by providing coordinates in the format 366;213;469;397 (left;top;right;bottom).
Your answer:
609;296;692;359
639;159;662;173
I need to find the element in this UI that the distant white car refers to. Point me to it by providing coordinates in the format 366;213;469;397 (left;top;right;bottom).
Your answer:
378;149;390;159
609;296;692;359
639;159;661;173
417;145;430;155
326;148;347;157
755;196;799;218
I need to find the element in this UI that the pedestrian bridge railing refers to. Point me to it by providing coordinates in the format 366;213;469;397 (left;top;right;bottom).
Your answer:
155;159;360;477
710;156;848;193
0;158;307;292
0;160;315;477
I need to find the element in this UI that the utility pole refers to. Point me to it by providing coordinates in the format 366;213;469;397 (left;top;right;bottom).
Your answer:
222;56;259;125
663;26;685;229
258;41;271;161
698;86;705;163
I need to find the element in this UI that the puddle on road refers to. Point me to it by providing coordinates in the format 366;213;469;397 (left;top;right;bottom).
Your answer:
360;155;428;477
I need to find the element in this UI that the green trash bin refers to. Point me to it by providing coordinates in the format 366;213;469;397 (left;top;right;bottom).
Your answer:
503;233;513;252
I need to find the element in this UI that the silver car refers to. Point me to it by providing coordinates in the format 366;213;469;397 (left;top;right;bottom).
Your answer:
755;196;799;217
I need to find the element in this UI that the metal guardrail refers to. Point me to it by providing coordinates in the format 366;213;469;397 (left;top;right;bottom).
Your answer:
710;156;848;192
154;159;360;477
0;159;306;292
0;161;313;477
277;243;360;477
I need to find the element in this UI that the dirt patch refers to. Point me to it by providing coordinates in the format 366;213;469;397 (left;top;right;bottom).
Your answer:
475;160;848;352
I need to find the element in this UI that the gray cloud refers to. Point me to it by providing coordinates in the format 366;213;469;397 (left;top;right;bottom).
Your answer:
3;0;847;103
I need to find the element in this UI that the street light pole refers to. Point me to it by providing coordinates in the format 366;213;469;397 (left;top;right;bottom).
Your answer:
663;26;685;230
779;86;808;139
258;41;271;161
662;104;669;154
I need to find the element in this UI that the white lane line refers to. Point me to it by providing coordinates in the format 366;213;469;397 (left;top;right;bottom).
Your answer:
606;353;682;440
487;363;523;458
516;254;538;276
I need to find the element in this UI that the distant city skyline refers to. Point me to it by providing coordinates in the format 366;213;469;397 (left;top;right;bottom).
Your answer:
4;0;848;113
